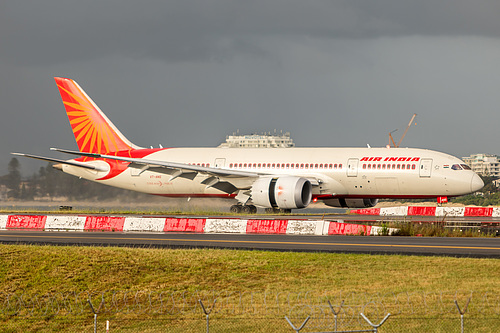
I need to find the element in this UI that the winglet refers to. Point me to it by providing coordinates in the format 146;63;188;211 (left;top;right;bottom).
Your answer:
54;77;142;154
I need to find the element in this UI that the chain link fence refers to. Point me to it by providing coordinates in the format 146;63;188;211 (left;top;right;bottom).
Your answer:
1;290;499;332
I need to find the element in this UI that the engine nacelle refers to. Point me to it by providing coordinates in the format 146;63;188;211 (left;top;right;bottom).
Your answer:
323;198;379;208
251;176;312;209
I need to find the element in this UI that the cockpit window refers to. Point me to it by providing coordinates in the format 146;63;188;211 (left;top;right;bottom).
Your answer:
461;164;471;170
451;164;462;170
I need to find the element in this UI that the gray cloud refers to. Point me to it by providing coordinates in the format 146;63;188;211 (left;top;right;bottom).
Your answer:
1;1;500;175
2;1;500;66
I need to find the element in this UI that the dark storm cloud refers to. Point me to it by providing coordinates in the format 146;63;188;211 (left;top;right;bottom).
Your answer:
1;1;500;176
2;0;500;66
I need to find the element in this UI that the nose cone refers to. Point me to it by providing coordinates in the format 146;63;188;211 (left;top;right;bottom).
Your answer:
471;173;484;193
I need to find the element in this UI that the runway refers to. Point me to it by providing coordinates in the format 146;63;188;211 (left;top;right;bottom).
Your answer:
0;230;499;258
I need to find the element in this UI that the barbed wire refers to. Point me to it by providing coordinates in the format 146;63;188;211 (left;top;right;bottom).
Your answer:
1;289;499;321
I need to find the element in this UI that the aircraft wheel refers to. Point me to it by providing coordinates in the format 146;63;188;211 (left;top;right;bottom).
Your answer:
241;205;252;214
230;205;242;213
248;205;257;214
265;208;274;214
279;208;292;214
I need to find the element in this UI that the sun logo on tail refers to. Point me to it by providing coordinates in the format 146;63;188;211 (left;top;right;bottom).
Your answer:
55;77;137;154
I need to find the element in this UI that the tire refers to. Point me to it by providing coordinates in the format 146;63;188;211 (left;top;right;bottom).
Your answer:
241;205;252;214
230;205;242;213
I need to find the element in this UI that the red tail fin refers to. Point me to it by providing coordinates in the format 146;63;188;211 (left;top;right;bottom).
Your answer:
54;77;141;154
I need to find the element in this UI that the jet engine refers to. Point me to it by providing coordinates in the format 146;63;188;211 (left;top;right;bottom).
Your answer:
323;198;378;208
251;176;312;209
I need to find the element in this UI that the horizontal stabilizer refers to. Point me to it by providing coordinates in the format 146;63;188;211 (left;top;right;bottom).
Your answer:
11;153;107;171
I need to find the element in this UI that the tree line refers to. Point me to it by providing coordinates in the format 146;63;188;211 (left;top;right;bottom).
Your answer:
0;158;144;201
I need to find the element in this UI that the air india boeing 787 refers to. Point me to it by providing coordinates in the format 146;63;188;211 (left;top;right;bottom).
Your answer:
13;77;484;213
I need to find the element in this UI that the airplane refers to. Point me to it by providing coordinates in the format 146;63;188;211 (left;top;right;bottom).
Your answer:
13;77;484;213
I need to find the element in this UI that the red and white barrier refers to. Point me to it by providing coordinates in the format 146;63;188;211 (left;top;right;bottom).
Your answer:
7;215;46;229
123;217;166;232
0;215;9;230
84;216;125;232
246;219;288;234
204;219;248;233
286;220;327;235
164;218;205;232
351;206;500;217
45;215;86;231
0;214;396;236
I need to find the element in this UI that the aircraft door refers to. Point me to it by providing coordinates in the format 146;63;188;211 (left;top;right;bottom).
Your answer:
419;159;433;177
347;158;359;177
214;158;226;168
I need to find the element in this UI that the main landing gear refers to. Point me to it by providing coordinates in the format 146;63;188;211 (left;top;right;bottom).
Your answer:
230;205;292;214
230;204;257;214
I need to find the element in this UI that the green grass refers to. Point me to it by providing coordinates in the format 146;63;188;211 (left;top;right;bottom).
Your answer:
1;245;499;332
1;244;498;293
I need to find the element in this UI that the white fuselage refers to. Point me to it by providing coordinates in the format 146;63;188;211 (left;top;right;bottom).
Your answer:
61;147;483;200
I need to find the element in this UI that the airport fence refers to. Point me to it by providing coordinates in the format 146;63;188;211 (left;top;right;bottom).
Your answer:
1;289;499;332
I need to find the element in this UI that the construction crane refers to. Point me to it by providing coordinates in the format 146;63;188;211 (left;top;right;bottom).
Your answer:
388;113;417;148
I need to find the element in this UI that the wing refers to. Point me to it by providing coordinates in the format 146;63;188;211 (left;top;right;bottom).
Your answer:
50;148;265;194
50;148;260;178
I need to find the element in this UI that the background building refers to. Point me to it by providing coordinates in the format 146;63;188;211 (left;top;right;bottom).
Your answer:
218;131;295;148
462;153;500;177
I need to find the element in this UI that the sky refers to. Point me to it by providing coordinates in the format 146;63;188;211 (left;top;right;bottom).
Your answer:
1;0;500;175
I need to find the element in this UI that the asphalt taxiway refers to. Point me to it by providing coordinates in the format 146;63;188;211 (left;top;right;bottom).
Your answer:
0;230;498;258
